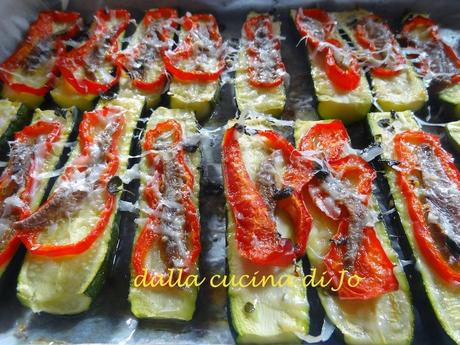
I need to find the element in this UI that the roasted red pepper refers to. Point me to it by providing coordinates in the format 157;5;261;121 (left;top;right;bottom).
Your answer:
18;106;125;256
402;15;460;84
394;130;460;284
0;11;81;96
132;119;201;283
58;9;130;95
242;14;285;88
353;14;406;77
294;9;360;91
0;119;62;266
222;125;312;267
163;13;225;82
299;120;399;299
115;8;178;93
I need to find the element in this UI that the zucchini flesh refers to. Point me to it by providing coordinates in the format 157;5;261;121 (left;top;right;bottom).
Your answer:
17;94;144;315
289;11;372;124
439;82;460;118
0;107;76;278
0;100;31;152
224;119;309;344
447;120;460;152
235;12;286;116
294;120;413;345
168;19;221;121
128;107;200;320
50;17;128;111
368;111;460;344
335;10;427;112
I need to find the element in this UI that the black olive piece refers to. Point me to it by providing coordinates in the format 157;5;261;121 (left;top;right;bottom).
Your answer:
182;143;199;153
107;176;123;195
377;118;391;128
273;186;294;200
54;108;68;118
244;302;255;313
390;110;399;120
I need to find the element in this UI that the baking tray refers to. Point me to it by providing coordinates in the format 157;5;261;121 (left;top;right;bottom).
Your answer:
0;0;459;344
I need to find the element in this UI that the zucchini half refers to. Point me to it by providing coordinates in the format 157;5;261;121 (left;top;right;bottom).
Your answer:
128;107;200;320
235;12;286;116
50;14;129;111
0;99;31;152
294;120;413;345
0;107;77;278
223;119;309;344
335;9;428;112
290;10;372;124
447;120;460;153
368;111;460;344
17;94;145;315
168;16;221;121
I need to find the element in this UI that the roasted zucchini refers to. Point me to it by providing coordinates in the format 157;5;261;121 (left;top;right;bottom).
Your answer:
222;118;309;343
0;107;77;279
0;100;31;152
16;94;144;314
294;119;413;345
128;107;201;320
335;9;427;112
235;12;286;116
291;9;372;123
369;110;460;344
447;120;460;152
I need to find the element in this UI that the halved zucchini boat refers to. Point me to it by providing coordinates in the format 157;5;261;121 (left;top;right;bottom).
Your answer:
447;120;460;152
368;110;460;344
234;12;286;116
291;9;372;123
128;107;201;320
166;13;224;121
117;8;178;109
335;9;427;112
0;11;81;109
51;9;130;111
400;13;460;118
0;107;77;279
294;119;413;345
222;118;309;343
0;100;31;151
16;94;144;314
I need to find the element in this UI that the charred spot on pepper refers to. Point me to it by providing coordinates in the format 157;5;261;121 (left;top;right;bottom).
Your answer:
107;175;123;195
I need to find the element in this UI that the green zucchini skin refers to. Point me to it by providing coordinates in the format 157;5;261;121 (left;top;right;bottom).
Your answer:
294;119;413;345
0;101;31;157
368;111;460;344
17;95;145;315
223;119;309;344
446;120;460;153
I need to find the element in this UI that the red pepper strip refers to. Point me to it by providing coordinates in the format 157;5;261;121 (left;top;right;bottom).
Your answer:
243;15;285;88
222;126;312;266
402;15;460;83
394;130;460;284
294;8;334;48
0;11;81;96
323;38;361;91
132;120;200;284
58;9;130;95
300;121;398;299
19;107;125;256
294;10;360;91
299;120;349;161
163;14;225;82
354;15;405;77
325;224;399;300
115;9;177;92
0;120;62;266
